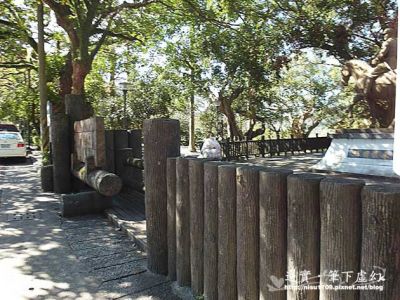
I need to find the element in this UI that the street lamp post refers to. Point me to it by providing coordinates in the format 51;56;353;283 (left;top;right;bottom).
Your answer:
119;82;130;129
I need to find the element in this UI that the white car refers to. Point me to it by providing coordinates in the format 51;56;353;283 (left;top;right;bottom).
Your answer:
0;131;27;159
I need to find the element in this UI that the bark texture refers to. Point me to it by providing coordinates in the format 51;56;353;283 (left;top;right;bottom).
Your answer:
40;165;54;192
204;161;226;300
167;157;177;281
287;173;324;300
72;168;122;197
218;164;238;300
61;191;111;217
176;157;191;286
259;168;292;300
236;165;261;300
189;158;206;296
360;185;400;300
143;119;180;275
320;178;364;300
51;113;71;193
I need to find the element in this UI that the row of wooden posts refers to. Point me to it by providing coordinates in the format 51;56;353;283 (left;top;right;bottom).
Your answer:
142;119;399;300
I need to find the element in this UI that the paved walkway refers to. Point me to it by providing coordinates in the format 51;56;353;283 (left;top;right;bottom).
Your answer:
0;156;179;300
248;153;324;171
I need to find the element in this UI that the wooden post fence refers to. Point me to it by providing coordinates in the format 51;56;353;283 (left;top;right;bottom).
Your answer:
143;119;180;275
141;120;400;299
204;161;227;300
51;113;71;193
360;185;400;300
189;158;207;296
287;173;324;300
236;165;262;300
167;157;177;281
218;164;238;300
259;168;293;300
320;178;364;300
176;157;191;286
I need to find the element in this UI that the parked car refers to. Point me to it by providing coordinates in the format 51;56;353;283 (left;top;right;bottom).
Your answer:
0;131;27;159
0;123;19;132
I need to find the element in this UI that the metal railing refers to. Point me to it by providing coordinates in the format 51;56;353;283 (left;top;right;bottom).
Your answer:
220;135;331;160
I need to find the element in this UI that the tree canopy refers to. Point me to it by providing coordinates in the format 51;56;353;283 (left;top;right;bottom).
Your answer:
0;0;397;144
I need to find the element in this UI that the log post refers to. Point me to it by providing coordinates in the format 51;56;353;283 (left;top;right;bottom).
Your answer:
65;94;93;154
360;185;400;300
259;168;293;300
40;165;54;192
189;158;207;296
143;119;180;275
128;129;144;191
320;178;364;300
128;129;143;158
105;130;115;173
114;130;129;176
51;113;71;193
167;157;177;281
218;164;237;300
236;165;262;300
64;95;93;192
120;148;144;191
204;161;227;300
287;173;324;300
176;157;191;286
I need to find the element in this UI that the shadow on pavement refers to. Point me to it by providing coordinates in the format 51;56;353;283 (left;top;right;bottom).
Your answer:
0;155;37;166
0;157;177;300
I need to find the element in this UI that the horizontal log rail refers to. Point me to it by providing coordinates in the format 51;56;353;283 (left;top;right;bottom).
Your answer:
125;157;144;169
72;156;122;197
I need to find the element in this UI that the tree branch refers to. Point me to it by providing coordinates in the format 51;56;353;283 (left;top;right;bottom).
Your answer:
42;0;80;49
0;16;38;52
91;28;144;44
100;0;159;18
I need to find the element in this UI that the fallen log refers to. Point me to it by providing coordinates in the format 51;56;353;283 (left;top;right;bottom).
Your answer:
72;167;122;197
61;191;112;217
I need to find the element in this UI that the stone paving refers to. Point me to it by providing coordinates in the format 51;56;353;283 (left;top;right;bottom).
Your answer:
0;155;180;300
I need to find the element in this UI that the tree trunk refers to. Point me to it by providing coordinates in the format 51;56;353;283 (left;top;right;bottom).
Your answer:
37;1;49;153
55;53;73;114
71;60;91;95
221;99;243;139
189;90;196;152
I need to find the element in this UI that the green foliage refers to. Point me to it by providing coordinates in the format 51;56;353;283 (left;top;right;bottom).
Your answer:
267;50;370;136
0;0;397;144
